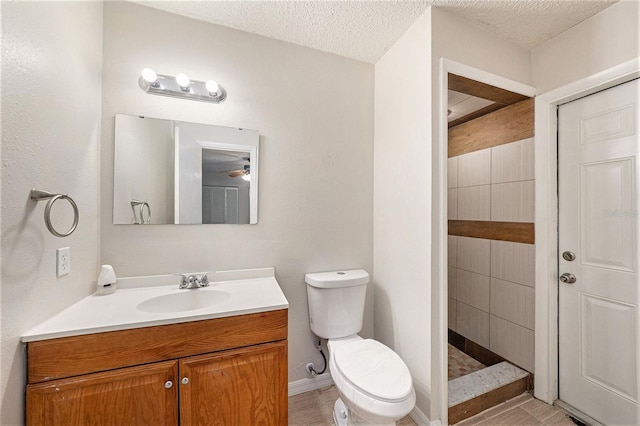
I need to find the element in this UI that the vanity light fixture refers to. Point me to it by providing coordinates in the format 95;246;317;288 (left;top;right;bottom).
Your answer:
175;73;191;91
205;80;220;96
138;68;227;103
141;68;159;87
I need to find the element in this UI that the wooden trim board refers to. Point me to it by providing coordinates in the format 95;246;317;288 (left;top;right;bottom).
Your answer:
448;74;531;128
27;309;288;384
448;103;505;128
449;74;530;106
448;220;534;244
448;98;534;157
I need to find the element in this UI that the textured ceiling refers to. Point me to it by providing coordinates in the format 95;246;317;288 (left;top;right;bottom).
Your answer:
434;0;619;50
134;0;619;64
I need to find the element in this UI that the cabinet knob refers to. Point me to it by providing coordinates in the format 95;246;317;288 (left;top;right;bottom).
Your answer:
181;377;189;385
164;380;173;389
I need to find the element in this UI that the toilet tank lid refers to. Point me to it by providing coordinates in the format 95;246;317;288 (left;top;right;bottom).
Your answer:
304;269;369;288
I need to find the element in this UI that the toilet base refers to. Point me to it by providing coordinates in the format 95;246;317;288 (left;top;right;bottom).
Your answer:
333;399;348;426
333;398;397;426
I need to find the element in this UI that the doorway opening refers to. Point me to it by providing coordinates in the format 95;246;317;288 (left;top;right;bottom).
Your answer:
445;73;535;423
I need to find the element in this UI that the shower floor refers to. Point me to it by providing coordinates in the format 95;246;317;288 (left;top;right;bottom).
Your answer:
447;343;531;423
448;344;486;380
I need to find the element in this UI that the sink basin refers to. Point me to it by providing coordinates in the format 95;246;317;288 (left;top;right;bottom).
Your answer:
137;289;231;314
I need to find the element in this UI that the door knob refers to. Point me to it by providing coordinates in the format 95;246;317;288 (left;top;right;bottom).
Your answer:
560;273;576;284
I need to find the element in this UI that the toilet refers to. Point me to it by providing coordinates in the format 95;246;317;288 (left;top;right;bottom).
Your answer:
305;269;416;426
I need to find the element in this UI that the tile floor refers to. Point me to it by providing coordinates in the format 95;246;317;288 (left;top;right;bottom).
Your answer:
455;393;576;425
448;344;486;380
288;386;576;425
288;385;416;425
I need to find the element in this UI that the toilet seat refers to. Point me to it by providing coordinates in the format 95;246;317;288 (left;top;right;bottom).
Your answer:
328;336;416;424
332;339;413;402
333;339;413;402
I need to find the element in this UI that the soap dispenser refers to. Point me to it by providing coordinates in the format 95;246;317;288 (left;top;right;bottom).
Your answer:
96;264;117;295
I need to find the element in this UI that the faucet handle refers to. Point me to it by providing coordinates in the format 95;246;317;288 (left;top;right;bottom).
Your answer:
197;273;209;287
172;273;189;288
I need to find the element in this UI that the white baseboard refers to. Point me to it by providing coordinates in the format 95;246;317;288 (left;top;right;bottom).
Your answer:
288;374;334;396
409;406;440;426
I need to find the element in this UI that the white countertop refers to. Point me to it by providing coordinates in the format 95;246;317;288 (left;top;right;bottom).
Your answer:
22;267;289;342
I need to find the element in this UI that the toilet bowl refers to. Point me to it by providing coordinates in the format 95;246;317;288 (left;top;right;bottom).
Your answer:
305;270;416;425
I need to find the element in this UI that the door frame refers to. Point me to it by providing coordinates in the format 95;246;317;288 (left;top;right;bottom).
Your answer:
534;58;640;405
436;59;536;424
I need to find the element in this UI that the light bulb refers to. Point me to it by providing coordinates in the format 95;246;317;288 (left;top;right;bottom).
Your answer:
205;80;219;95
175;73;190;89
141;68;158;84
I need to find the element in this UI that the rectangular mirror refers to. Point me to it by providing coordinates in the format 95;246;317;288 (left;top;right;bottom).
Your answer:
113;114;259;224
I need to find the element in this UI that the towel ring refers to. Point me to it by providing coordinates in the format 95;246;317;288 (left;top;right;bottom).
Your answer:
131;199;151;224
30;189;79;237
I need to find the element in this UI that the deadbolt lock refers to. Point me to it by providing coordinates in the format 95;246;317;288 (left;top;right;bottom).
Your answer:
562;251;576;261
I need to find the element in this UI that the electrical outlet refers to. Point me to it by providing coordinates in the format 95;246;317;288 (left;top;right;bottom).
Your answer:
56;247;70;277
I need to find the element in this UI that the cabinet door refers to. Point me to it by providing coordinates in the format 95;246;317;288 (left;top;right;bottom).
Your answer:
27;360;178;426
180;341;287;425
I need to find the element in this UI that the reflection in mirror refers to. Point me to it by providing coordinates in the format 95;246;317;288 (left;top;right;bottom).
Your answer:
113;114;259;224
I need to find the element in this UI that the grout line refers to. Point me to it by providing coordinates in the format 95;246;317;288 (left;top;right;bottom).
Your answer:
489;312;535;332
454;290;534;331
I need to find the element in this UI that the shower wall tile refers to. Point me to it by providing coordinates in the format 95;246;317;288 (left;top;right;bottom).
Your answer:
448;267;457;299
448;156;458;189
448;105;535;370
457;185;491;221
448;188;458;220
457;236;490;276
491;138;535;184
448;236;458;267
491;240;535;287
457;302;490;348
490;278;535;329
456;269;490;312
449;298;457;332
491;180;535;222
458;149;491;187
490;315;535;373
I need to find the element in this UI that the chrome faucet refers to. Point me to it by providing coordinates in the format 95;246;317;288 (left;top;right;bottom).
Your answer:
174;273;209;289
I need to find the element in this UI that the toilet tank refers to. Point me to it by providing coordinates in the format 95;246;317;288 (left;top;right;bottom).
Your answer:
305;269;369;339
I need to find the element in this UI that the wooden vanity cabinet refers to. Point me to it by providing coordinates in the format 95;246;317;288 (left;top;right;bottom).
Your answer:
25;309;288;426
27;361;179;426
180;341;287;425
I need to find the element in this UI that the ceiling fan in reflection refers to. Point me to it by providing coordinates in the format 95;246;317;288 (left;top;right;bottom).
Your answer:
219;164;250;178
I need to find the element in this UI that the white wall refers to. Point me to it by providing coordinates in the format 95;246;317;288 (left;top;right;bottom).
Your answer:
0;2;103;424
374;9;433;418
532;0;640;94
100;2;374;386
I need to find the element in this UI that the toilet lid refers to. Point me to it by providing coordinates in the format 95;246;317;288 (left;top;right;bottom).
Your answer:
334;339;413;402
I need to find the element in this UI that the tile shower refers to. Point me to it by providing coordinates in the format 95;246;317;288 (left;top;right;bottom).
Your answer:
447;127;535;374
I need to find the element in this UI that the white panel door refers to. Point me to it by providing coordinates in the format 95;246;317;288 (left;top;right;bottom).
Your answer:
558;78;640;425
